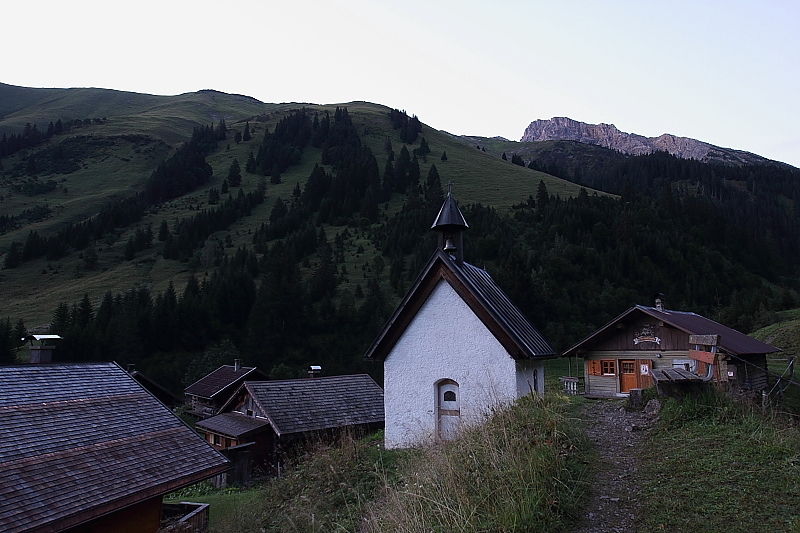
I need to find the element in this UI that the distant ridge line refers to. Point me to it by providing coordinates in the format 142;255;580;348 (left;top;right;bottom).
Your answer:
521;117;778;166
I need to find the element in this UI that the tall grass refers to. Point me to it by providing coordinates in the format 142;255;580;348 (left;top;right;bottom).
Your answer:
363;394;590;533
640;388;800;533
176;395;590;532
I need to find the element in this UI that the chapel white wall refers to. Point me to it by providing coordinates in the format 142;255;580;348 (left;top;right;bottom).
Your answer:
383;280;529;449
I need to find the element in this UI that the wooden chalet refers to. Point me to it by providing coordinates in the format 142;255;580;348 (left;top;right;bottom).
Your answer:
195;374;384;472
184;360;266;419
562;298;779;398
364;190;555;448
0;362;230;533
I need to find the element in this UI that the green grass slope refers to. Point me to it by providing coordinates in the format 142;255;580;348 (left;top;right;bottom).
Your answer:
0;88;594;328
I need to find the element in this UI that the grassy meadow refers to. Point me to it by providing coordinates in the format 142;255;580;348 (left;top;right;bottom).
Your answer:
638;389;800;533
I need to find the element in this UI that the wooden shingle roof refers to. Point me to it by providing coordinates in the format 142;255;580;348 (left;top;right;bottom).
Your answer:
363;250;555;361
223;375;385;437
196;412;271;439
184;364;263;399
0;363;230;533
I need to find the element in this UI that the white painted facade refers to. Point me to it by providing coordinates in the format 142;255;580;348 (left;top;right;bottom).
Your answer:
383;280;545;449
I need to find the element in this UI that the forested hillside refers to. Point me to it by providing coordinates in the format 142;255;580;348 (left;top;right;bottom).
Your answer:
1;85;798;394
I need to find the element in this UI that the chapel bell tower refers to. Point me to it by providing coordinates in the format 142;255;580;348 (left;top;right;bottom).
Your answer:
431;184;469;264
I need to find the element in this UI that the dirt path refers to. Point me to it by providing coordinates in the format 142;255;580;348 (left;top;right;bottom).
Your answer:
571;398;660;533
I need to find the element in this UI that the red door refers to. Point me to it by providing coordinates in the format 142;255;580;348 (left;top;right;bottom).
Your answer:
619;360;637;393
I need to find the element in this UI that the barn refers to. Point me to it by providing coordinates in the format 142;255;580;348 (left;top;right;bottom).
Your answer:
364;190;555;449
195;374;384;474
562;297;779;398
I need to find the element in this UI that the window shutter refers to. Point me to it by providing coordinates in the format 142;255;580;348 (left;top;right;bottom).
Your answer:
588;360;601;376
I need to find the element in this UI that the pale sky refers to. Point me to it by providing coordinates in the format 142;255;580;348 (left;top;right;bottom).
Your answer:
5;0;800;167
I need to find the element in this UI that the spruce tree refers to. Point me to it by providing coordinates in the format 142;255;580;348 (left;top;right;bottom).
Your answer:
536;179;550;208
270;164;281;185
228;159;242;187
243;121;251;141
158;219;170;241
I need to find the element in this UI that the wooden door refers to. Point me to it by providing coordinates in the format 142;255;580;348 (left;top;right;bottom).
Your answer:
619;359;637;393
437;381;460;440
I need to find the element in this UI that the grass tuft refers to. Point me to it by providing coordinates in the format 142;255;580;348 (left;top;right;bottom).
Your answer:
362;394;591;533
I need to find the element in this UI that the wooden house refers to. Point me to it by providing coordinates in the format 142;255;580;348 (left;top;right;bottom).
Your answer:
184;360;265;419
562;298;779;398
0;362;230;533
195;374;384;472
363;191;555;449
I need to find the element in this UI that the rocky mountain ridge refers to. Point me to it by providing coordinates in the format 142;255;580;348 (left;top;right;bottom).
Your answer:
521;117;773;166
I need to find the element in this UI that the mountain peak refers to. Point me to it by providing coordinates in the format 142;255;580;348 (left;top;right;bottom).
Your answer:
521;117;772;165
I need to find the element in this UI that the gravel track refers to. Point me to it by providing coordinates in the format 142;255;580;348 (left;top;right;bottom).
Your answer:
571;398;660;533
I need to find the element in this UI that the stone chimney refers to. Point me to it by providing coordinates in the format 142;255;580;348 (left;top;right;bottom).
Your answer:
25;335;61;364
655;293;666;311
234;359;241;371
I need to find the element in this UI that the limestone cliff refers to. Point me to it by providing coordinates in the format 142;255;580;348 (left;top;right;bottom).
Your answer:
521;117;771;165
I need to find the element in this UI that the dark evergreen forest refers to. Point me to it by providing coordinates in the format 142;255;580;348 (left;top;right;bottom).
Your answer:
2;108;799;393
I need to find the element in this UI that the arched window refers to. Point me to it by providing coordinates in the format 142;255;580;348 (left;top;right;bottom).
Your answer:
443;390;456;402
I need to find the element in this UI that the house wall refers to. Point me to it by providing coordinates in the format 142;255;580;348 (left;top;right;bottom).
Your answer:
584;351;679;396
516;359;546;397
384;280;534;449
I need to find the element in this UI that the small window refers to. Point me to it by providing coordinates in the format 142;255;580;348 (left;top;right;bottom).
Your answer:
443;391;456;402
601;360;616;375
246;409;254;417
213;434;221;446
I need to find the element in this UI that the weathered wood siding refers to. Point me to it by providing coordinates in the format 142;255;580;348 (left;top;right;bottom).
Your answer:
583;351;689;396
729;354;768;391
592;316;688;352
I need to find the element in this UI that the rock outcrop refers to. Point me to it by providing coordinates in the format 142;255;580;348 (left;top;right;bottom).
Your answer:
521;117;772;165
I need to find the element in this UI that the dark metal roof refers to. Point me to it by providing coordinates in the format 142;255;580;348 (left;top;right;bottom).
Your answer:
196;412;271;439
184;365;262;399
234;375;384;437
562;305;778;357
457;261;555;358
0;362;230;533
430;192;469;231
363;250;555;361
635;305;778;356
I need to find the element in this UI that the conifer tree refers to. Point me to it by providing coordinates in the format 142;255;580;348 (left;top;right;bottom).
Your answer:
441;150;448;161
228;159;242;187
0;318;16;365
243;121;251;141
536;179;550;208
246;151;256;173
408;156;421;187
